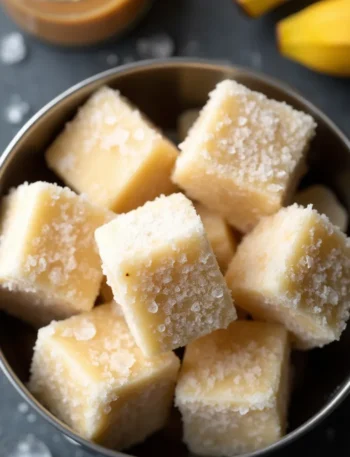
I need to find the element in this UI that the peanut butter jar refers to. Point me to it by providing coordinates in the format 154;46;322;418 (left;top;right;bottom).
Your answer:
1;0;153;46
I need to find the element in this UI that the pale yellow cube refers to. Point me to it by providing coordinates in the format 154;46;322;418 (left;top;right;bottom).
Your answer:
0;182;111;327
173;80;316;232
194;203;237;273
177;109;200;142
29;303;180;449
295;185;348;232
226;204;350;349
95;193;236;356
175;321;290;456
46;87;179;213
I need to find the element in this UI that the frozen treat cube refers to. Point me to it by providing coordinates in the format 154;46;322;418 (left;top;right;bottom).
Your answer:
195;202;237;273
177;109;200;142
95;193;236;356
46;86;179;213
295;185;348;232
29;303;180;448
173;80;316;232
175;321;290;456
0;182;110;327
226;204;350;349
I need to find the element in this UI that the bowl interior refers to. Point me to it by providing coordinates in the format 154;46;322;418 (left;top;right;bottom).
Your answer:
0;61;350;457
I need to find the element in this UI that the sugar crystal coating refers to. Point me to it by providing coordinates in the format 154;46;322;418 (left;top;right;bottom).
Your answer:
95;193;236;356
226;204;350;348
0;182;112;327
173;80;316;232
194;202;237;273
29;303;180;448
46;86;179;213
176;321;290;456
8;434;52;457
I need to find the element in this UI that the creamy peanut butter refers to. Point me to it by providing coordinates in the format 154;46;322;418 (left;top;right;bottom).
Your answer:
1;0;152;46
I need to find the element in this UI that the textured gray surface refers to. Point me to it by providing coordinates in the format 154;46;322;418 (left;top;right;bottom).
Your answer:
0;0;350;456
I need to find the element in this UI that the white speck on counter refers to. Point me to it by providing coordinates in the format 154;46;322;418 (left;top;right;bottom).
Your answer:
250;51;262;69
4;94;30;125
181;39;199;56
26;413;37;423
123;55;135;64
136;33;175;59
17;402;29;414
9;434;52;457
106;53;119;66
0;32;27;65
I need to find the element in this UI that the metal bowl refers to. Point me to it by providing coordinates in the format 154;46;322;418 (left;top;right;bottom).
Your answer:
0;60;350;457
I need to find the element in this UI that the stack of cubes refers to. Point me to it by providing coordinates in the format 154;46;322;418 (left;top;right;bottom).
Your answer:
1;79;350;457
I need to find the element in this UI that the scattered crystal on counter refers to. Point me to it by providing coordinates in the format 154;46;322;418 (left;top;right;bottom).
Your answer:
4;94;30;125
251;51;262;69
0;32;27;65
106;53;119;66
52;434;61;443
9;435;52;457
26;413;37;423
123;55;135;64
136;33;175;59
17;402;29;414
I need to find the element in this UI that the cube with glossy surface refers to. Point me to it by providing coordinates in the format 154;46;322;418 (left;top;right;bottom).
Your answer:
46;86;179;213
29;303;180;448
95;193;236;356
173;80;316;232
226;204;350;349
0;182;110;327
175;321;290;456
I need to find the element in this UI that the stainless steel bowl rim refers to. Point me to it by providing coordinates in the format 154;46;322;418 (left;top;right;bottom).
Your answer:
0;58;349;457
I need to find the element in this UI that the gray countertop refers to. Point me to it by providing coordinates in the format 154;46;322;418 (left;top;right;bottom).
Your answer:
0;0;350;456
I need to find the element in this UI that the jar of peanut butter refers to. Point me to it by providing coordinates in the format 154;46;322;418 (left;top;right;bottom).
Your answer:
1;0;153;46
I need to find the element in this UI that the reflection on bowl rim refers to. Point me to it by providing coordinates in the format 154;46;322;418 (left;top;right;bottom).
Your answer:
0;59;350;457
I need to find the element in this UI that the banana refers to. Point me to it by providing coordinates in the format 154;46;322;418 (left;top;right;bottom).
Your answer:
277;0;350;77
235;0;287;17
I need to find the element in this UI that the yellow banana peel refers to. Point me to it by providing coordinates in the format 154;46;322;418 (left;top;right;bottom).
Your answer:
236;0;287;17
277;0;350;77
